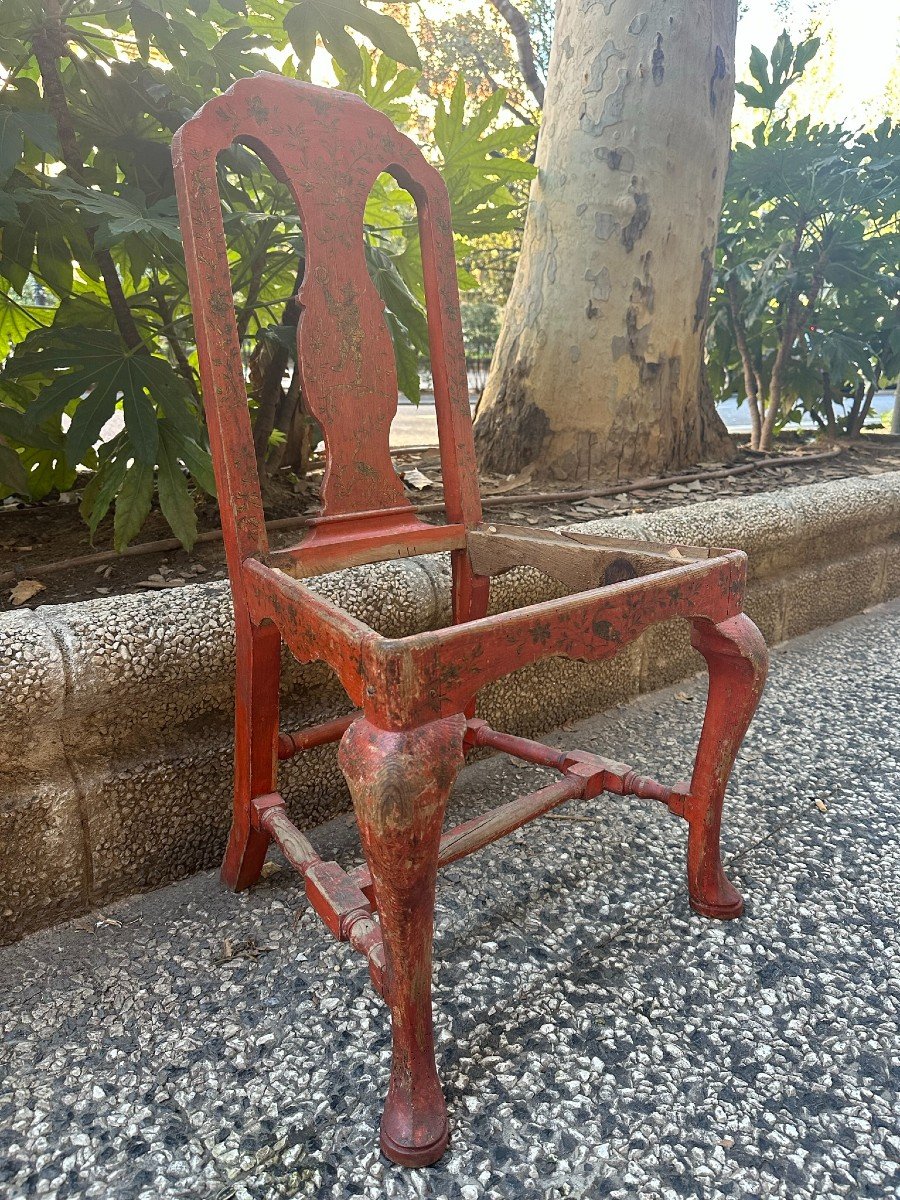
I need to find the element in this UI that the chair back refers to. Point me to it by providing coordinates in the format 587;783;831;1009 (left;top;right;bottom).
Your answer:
173;74;481;574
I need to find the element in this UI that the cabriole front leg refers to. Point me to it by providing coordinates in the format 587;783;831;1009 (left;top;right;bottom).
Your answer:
687;614;768;919
338;714;466;1167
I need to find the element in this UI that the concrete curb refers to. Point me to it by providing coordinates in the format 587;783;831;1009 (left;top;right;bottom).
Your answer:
2;472;899;943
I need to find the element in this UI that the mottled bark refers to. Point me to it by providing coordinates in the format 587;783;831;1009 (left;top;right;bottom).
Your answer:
475;0;737;481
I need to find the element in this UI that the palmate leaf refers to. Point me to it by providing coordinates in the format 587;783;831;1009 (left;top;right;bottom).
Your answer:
0;189;17;222
0;400;57;452
284;0;419;80
44;178;181;249
127;1;208;68
157;422;198;551
365;243;431;401
77;419;213;547
334;49;419;124
0;441;29;494
8;441;77;502
0;213;36;294
385;312;420;403
748;44;768;91
65;366;122;463
0;108;59;180
79;434;130;536
366;245;429;351
433;78;535;237
0;294;52;360
3;327;202;467
176;430;217;496
113;460;154;551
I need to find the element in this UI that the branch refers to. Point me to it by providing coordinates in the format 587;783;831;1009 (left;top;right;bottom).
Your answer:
761;224;825;449
250;261;305;473
32;10;145;354
485;0;545;108
819;371;837;437
725;276;762;449
235;218;279;342
470;46;535;125
149;279;201;406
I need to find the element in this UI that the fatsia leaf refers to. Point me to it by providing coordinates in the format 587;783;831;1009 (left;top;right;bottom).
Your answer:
748;45;769;91
284;0;419;79
122;384;159;465
80;445;130;536
0;295;51;360
366;245;429;352
0;215;35;294
3;328;198;466
770;32;793;85
0;190;17;222
735;82;768;108
27;369;100;424
45;178;181;248
0;109;59;180
113;460;154;550
0;114;23;182
0;442;29;495
0;402;57;451
170;427;216;496
66;365;121;464
794;38;821;73
13;112;59;158
385;312;419;403
157;425;198;550
36;225;73;298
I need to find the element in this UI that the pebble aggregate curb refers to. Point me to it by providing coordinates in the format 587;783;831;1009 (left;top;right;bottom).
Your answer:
2;471;899;945
1;600;898;1199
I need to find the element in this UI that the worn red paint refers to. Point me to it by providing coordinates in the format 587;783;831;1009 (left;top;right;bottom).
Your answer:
172;75;768;1168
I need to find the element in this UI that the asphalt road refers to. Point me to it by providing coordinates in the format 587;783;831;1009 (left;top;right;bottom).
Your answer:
1;601;898;1199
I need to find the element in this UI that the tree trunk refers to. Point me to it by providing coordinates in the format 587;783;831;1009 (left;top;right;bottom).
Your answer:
821;371;838;439
727;276;762;449
857;381;877;435
474;0;736;481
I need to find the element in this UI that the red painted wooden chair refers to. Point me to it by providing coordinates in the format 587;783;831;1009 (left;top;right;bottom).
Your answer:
173;75;768;1168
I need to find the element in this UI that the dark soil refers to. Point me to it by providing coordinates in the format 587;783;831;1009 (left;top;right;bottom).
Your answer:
2;435;898;612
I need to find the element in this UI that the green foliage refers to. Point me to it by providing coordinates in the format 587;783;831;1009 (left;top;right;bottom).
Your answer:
709;32;900;446
735;32;820;111
0;0;533;545
285;0;419;82
417;0;552;120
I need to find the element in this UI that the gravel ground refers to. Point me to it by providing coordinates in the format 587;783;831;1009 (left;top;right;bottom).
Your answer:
1;601;898;1200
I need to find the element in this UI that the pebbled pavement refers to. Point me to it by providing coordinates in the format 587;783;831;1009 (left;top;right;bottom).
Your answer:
1;601;898;1200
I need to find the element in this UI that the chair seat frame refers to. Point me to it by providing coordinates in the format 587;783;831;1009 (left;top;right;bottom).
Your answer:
172;74;768;1167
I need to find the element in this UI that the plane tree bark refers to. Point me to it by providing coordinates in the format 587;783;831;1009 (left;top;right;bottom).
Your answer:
474;0;736;480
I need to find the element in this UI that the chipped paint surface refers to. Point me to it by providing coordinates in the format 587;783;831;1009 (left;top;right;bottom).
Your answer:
172;71;767;1170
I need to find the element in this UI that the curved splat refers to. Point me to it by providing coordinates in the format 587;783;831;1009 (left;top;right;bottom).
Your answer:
173;74;481;568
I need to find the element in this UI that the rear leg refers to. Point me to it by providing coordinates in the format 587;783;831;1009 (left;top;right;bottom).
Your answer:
221;619;281;891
